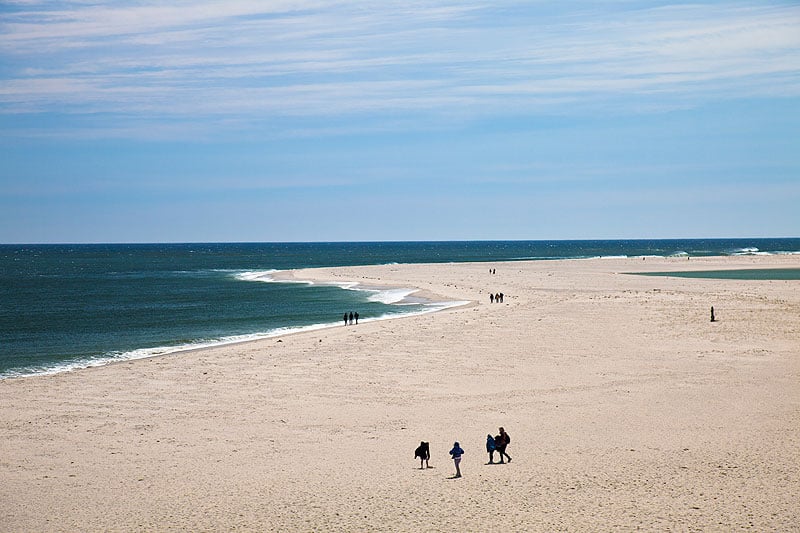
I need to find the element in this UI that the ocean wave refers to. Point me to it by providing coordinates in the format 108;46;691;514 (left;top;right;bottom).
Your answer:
728;247;766;255
726;248;800;256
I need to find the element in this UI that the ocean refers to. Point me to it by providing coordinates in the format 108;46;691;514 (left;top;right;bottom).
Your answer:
2;239;798;379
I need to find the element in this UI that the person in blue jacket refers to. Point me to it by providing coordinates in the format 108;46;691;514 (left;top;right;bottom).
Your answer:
486;434;497;464
449;441;465;478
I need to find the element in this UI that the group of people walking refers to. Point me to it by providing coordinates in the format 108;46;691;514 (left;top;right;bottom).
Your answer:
343;311;359;325
414;427;511;478
485;427;512;464
488;267;504;303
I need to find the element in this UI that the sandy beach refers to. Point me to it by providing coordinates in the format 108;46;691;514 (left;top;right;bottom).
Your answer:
1;255;798;532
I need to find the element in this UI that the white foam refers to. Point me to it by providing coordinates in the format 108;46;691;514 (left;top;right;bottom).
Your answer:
320;279;422;305
327;281;360;290
730;247;763;255
234;270;277;282
356;299;470;323
366;288;418;304
233;270;313;285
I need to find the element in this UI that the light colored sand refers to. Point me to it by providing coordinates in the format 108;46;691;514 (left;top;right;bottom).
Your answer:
1;255;799;532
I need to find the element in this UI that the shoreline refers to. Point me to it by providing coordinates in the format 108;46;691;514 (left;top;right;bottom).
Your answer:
4;254;798;381
1;270;469;381
1;254;798;531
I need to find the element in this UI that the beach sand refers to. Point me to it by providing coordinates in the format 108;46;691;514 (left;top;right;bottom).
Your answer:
1;255;798;531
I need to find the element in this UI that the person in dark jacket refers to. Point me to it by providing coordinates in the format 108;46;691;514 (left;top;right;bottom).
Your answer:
497;427;512;463
414;441;430;469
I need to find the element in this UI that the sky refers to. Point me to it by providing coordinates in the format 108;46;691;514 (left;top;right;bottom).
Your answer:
1;1;799;243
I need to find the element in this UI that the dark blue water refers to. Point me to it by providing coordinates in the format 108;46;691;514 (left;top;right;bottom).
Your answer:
2;239;798;378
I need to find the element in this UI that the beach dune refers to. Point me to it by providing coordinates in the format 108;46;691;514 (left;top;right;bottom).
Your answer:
1;255;798;531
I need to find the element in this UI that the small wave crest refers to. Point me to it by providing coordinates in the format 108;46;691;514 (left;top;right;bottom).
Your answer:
728;247;771;256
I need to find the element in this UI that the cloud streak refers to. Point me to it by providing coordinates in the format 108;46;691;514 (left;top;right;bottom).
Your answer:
1;1;799;138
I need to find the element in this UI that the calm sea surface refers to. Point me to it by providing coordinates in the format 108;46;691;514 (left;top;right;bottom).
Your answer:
2;239;798;378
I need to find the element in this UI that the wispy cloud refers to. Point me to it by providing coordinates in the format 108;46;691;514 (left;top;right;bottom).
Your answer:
1;1;799;138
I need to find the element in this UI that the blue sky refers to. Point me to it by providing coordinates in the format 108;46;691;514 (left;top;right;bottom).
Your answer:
1;1;798;243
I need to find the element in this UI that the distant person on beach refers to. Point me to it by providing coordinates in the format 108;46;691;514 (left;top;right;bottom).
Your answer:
490;293;494;304
499;293;504;303
414;441;430;469
343;313;348;326
495;293;500;303
486;434;497;464
349;311;354;325
496;427;511;463
355;311;359;324
449;442;465;478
